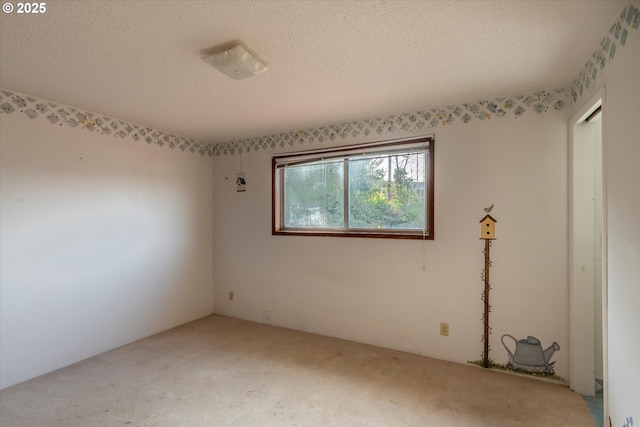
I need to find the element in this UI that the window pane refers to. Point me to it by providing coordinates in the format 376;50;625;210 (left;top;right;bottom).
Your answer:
283;160;344;228
349;153;425;230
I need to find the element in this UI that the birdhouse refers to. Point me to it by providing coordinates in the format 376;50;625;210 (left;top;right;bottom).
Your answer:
236;172;246;192
479;215;497;240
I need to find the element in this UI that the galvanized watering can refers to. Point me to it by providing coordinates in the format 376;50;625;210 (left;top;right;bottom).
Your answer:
501;334;560;373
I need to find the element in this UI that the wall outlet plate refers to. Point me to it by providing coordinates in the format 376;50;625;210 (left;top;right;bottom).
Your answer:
440;322;449;336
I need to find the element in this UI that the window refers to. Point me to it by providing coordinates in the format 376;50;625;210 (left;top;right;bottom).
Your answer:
272;136;434;239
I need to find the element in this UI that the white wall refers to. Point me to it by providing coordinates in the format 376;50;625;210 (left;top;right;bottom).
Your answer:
573;1;640;422
212;108;571;379
0;111;214;389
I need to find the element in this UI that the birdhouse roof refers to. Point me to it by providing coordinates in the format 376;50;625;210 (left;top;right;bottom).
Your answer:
479;214;497;223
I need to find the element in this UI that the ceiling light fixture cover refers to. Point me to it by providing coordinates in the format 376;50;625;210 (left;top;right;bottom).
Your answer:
203;43;269;80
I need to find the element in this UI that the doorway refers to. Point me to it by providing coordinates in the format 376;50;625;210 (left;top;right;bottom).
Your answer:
568;89;607;424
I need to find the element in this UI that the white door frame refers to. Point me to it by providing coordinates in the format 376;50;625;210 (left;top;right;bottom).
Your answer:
568;86;608;416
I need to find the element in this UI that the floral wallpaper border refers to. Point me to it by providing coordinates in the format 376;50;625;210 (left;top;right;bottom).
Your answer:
0;89;214;157
214;89;569;156
571;2;639;105
0;86;569;158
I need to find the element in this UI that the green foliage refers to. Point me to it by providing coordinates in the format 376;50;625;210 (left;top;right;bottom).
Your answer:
467;359;566;382
284;161;343;227
283;153;425;230
350;155;424;229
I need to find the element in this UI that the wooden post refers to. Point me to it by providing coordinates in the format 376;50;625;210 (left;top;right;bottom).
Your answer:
483;239;490;368
479;213;496;368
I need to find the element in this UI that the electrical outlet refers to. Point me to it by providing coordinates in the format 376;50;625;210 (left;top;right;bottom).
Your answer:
229;291;234;301
440;322;449;336
263;310;271;321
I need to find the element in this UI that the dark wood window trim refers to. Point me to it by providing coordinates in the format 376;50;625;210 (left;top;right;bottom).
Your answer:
272;136;435;240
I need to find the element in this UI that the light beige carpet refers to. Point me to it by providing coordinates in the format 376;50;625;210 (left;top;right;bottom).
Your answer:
1;315;594;426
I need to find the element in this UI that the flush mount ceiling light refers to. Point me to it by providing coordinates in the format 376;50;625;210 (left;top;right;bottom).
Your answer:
202;42;269;80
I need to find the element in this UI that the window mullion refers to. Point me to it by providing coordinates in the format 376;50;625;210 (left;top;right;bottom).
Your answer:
279;169;285;230
343;158;349;230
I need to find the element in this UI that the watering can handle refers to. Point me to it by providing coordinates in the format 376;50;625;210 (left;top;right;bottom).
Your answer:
501;334;517;360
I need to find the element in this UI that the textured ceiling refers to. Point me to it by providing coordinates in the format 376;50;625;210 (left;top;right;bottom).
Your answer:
0;1;627;144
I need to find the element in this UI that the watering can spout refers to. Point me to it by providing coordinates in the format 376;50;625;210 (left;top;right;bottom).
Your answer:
543;342;560;363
